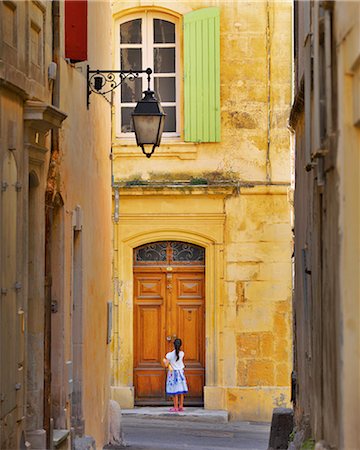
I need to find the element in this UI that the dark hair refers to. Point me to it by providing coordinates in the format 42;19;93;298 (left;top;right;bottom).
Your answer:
174;338;182;361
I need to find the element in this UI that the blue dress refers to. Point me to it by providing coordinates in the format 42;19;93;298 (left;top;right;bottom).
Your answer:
165;350;188;396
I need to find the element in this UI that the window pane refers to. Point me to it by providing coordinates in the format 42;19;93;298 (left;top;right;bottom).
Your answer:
154;19;175;43
121;77;142;103
121;48;142;71
121;107;135;133
120;19;142;44
154;77;175;102
163;106;176;132
171;242;205;263
135;242;167;264
154;48;175;73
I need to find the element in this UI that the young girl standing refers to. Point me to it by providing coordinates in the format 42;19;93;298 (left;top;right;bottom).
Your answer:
163;338;188;412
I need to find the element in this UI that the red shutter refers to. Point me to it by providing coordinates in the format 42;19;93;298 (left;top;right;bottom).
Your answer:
65;0;88;62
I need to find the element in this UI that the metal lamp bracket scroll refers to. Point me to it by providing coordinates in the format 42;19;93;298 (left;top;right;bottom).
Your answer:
87;66;165;158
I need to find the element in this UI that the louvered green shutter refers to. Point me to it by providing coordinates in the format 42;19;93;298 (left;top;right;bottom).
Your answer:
184;7;220;142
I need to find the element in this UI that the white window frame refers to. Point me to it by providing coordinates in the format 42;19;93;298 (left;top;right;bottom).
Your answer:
115;11;180;139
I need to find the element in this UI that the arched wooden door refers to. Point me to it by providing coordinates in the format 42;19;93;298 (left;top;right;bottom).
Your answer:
133;241;205;405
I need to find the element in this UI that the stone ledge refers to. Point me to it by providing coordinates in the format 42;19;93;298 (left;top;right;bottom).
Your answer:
53;429;70;448
113;141;198;160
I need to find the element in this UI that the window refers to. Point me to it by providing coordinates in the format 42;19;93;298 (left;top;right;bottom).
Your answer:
116;8;220;143
3;1;17;48
29;1;45;82
117;12;179;137
30;22;41;66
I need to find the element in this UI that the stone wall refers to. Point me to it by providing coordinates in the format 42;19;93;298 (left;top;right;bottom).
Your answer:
291;2;360;448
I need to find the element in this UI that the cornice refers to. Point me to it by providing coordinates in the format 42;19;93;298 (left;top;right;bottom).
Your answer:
112;182;290;197
24;101;67;131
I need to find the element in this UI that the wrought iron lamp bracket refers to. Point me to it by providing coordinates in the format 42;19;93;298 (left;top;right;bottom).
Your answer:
87;65;152;109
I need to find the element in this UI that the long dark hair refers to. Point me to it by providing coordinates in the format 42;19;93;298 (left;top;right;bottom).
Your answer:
174;338;182;361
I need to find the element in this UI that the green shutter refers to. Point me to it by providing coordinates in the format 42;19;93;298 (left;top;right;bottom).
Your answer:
184;7;220;142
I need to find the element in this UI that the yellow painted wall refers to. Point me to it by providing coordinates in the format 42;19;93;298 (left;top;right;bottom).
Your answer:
111;0;292;421
58;1;113;445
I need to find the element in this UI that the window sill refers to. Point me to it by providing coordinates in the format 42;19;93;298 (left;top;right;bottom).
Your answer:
112;140;199;160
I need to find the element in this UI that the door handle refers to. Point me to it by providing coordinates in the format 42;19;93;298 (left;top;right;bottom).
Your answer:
166;335;177;342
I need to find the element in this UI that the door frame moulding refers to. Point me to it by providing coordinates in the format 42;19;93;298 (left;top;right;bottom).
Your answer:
111;223;224;409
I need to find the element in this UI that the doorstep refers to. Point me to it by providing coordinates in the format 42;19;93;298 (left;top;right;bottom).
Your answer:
121;407;228;423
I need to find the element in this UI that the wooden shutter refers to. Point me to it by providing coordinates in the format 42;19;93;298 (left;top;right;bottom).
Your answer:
184;7;220;142
1;151;18;418
65;0;88;62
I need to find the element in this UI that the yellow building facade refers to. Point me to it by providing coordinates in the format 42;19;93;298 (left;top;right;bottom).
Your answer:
111;0;292;421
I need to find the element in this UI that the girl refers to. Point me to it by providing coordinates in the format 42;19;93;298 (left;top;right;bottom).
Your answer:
163;338;188;412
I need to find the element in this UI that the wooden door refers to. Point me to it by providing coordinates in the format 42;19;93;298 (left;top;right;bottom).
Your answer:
170;271;205;402
133;242;205;405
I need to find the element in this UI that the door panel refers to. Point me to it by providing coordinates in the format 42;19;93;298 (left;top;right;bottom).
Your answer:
134;370;165;399
137;306;163;363
134;261;205;405
184;371;205;400
134;273;166;402
172;273;205;402
177;276;204;298
178;306;202;363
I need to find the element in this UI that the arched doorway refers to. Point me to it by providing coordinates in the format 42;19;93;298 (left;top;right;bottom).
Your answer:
133;241;205;405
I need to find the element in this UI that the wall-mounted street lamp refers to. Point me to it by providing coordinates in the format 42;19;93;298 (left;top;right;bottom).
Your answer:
87;66;165;158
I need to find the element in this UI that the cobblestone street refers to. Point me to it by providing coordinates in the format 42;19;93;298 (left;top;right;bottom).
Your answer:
117;416;270;450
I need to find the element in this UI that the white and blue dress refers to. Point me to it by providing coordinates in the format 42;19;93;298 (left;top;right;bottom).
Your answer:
165;350;188;396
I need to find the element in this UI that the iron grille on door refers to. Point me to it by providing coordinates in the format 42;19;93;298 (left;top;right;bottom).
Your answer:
134;241;205;266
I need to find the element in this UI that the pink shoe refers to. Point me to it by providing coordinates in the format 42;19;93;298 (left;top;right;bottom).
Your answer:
169;407;178;412
178;407;184;412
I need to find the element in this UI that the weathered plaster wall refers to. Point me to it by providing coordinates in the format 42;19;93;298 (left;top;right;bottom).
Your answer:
111;0;292;421
1;1;113;447
0;2;54;447
291;2;360;449
57;1;113;445
335;3;360;449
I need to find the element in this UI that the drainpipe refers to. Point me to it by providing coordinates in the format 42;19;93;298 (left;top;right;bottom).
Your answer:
266;0;272;183
44;1;61;447
109;91;120;222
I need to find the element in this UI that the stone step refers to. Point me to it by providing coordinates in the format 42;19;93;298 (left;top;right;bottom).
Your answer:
121;407;228;423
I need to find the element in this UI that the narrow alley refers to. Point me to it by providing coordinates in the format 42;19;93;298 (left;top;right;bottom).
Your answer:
1;1;359;450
